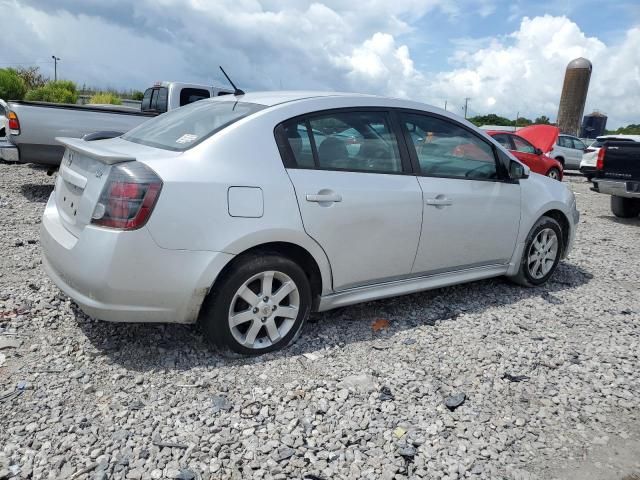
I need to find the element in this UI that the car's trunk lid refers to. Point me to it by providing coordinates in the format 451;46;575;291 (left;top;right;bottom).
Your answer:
53;137;178;237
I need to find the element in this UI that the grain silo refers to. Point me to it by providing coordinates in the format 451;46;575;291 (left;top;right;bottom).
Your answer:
556;57;592;136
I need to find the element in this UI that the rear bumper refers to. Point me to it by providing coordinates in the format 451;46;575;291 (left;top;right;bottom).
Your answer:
579;166;596;177
0;140;19;162
40;193;233;323
591;179;640;199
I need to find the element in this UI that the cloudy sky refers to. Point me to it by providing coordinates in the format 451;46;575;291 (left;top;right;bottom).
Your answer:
1;0;639;127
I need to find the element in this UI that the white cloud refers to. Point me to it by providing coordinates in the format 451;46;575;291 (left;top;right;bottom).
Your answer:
417;15;639;127
0;1;638;127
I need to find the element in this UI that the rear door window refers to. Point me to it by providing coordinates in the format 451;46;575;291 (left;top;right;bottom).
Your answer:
179;88;210;107
277;111;403;174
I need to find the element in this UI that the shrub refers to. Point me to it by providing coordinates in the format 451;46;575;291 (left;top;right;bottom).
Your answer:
14;66;48;90
131;90;144;101
0;68;27;100
89;92;122;105
25;80;78;104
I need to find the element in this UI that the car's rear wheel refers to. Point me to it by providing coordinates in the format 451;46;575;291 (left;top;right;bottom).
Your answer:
510;216;563;287
611;196;640;218
200;254;311;355
546;167;561;180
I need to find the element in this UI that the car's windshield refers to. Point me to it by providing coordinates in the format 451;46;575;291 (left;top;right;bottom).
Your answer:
122;100;266;151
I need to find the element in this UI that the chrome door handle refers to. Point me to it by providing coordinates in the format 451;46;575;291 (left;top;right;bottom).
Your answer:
426;198;452;206
306;193;342;203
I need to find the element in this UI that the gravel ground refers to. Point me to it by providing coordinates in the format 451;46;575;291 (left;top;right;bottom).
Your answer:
0;162;639;480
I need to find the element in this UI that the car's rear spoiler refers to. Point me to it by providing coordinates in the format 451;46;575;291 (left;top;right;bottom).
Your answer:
56;137;135;165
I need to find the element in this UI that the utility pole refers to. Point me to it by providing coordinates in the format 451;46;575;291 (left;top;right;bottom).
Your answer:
515;111;519;129
463;97;470;119
444;100;447;111
52;55;60;82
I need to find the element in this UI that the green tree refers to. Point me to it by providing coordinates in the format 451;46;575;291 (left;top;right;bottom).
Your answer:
467;113;513;127
131;90;144;101
89;92;122;105
515;117;532;126
612;124;640;135
0;68;27;100
25;80;78;104
534;115;551;125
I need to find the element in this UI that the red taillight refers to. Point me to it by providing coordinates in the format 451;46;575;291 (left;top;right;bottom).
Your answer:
7;111;20;134
91;163;162;230
596;148;605;170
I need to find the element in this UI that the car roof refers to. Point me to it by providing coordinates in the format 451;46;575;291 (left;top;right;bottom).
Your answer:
596;134;640;141
211;91;382;107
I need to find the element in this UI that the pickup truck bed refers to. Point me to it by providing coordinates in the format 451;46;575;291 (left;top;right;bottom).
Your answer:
1;101;156;165
591;141;640;218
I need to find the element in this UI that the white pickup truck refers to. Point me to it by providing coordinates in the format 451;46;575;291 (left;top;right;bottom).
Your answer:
0;81;232;166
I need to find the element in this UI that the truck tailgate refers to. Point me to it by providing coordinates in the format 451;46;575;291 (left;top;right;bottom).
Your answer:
599;141;640;180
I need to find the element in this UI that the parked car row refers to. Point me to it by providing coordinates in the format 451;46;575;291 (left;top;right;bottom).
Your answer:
40;92;579;354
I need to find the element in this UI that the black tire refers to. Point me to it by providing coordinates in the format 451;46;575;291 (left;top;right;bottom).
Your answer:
510;216;563;287
200;253;312;355
546;167;561;181
611;196;640;218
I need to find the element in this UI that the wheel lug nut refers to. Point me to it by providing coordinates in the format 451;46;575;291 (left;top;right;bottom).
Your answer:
263;296;269;302
272;305;277;311
253;308;258;313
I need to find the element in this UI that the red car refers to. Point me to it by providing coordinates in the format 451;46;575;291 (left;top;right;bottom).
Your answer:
487;126;563;180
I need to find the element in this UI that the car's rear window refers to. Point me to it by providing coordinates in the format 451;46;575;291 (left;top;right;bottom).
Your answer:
122;100;266;151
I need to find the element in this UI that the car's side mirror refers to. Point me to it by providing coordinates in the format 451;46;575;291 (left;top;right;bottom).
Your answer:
534;147;543;155
510;161;529;180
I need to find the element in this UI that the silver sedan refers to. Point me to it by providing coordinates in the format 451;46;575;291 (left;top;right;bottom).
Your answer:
41;91;579;354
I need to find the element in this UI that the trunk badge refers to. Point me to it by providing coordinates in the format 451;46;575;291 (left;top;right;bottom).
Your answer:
95;168;104;178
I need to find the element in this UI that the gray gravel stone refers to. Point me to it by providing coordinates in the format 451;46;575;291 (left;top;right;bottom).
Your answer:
0;165;638;480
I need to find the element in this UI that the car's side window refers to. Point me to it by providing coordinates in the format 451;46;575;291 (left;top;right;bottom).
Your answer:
278;111;403;173
492;133;514;150
573;138;586;150
400;113;498;180
512;135;535;154
281;121;316;169
558;136;571;148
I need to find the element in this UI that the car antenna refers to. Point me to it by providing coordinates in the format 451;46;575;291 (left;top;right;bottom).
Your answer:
219;66;245;96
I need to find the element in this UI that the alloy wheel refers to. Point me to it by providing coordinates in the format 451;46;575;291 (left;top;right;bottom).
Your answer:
527;228;559;279
228;270;300;350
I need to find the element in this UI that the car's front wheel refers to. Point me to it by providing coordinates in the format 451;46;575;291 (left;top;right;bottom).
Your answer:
510;216;563;287
200;253;312;355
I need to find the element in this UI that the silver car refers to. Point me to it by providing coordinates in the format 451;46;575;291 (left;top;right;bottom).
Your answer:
41;92;579;354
